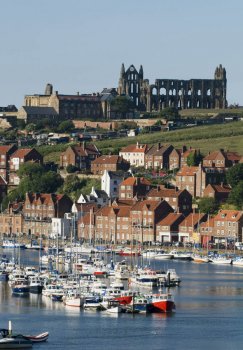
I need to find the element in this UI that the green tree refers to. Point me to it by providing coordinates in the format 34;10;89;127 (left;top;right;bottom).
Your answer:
57;120;74;133
198;197;219;214
159;107;179;121
227;181;243;209
226;163;243;187
186;150;203;166
17;163;44;180
66;164;78;173
110;96;134;118
62;175;84;196
25;123;36;133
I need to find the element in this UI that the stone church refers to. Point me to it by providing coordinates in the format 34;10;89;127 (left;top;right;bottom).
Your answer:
118;63;227;111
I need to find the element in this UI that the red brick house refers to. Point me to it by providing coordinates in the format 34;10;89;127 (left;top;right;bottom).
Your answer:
130;200;173;243
146;186;192;214
203;149;241;169
23;192;72;236
119;177;152;200
203;184;231;202
9;148;43;186
60;143;100;171
176;164;225;198
169;148;181;170
144;144;174;170
212;210;243;242
91;155;129;175
95;204;132;243
178;212;207;242
156;213;185;242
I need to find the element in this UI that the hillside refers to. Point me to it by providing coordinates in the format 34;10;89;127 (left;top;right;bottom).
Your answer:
41;121;243;163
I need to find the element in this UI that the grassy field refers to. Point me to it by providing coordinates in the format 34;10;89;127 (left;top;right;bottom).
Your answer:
95;121;243;155
42;121;243;162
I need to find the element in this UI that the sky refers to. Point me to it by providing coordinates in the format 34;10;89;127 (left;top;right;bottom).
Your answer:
1;0;243;108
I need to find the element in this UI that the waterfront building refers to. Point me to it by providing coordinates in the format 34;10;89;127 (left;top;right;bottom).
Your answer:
178;213;207;243
156;213;185;242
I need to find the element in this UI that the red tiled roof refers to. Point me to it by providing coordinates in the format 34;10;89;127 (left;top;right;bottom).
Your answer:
213;210;243;222
145;144;172;156
147;186;182;198
131;200;161;212
92;155;124;164
179;213;206;227
206;184;231;193
120;143;148;153
96;205;132;218
157;213;184;226
0;145;15;154
71;144;99;157
11;148;32;159
25;193;65;205
120;177;151;186
177;166;198;176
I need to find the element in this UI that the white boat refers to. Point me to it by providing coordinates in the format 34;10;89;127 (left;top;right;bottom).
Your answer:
101;300;122;314
2;240;26;249
232;257;243;266
154;250;173;260
130;269;158;288
142;249;158;259
210;256;232;265
169;249;192;260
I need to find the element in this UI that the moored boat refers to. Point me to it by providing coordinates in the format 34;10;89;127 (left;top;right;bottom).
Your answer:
147;293;175;313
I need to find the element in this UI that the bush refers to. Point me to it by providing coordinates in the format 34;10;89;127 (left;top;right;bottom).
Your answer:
66;164;79;173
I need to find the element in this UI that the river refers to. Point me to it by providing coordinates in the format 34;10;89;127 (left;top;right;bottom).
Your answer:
1;249;243;350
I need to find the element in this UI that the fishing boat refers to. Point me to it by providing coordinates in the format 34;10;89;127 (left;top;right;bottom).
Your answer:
11;280;29;295
232;257;243;266
113;290;134;305
29;276;43;294
147;293;175;313
130;269;158;288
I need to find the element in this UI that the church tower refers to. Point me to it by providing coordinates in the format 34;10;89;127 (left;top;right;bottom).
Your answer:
117;63;144;109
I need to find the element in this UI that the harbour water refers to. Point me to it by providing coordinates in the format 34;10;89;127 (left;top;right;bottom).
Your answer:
1;249;243;350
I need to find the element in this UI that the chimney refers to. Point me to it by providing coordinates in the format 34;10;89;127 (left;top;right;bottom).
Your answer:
182;145;187;153
157;143;161;150
136;142;139;149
